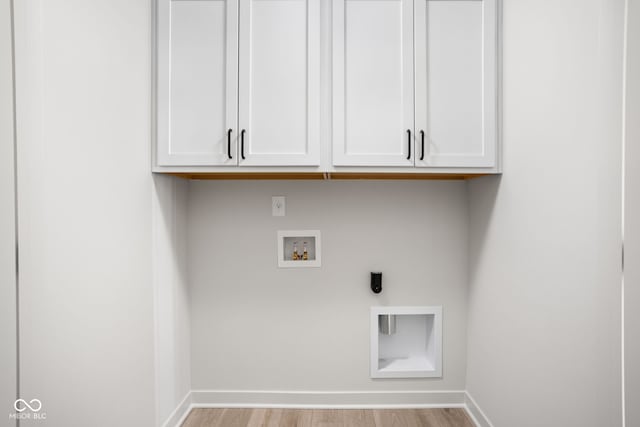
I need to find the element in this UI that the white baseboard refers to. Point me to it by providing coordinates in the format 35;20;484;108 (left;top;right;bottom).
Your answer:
190;389;466;409
162;392;192;427
464;391;494;427
163;389;492;427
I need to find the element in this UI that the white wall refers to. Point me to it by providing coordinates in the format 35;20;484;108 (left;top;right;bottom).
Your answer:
153;175;191;425
624;0;640;425
13;0;156;426
466;0;625;426
188;180;469;393
0;0;17;423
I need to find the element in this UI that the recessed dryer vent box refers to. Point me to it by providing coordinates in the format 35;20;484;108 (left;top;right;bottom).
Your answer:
370;306;442;378
277;230;321;268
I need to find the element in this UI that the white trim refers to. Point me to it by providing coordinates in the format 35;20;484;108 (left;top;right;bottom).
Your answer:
161;389;490;426
152;175;161;426
464;391;494;427
161;391;192;427
621;0;629;425
190;389;466;408
495;0;503;173
192;403;466;409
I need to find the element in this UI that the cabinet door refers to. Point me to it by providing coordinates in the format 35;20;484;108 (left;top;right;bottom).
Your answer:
333;0;415;167
237;0;320;166
414;0;497;168
157;0;238;166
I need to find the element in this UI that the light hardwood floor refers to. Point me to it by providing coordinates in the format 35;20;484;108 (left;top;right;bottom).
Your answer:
181;408;476;427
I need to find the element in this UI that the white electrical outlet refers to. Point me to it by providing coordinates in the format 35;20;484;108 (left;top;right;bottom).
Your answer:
272;196;285;216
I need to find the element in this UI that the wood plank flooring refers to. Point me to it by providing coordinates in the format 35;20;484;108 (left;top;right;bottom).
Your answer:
181;408;475;427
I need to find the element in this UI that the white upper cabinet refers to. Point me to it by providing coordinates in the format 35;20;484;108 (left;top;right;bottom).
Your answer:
332;0;497;169
157;0;320;167
332;0;415;167
414;0;497;168
156;0;500;172
157;0;238;166
238;0;321;166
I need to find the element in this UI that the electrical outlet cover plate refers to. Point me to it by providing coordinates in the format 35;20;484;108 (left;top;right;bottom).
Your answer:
272;196;286;216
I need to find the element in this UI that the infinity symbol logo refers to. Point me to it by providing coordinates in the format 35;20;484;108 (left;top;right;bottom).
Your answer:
14;399;42;413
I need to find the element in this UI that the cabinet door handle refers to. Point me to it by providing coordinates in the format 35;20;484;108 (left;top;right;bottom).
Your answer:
420;130;425;161
240;129;246;160
227;129;233;160
406;129;411;160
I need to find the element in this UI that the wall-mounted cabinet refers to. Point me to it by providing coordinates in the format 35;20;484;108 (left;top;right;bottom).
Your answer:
157;0;320;167
332;0;415;167
332;0;497;168
155;0;500;176
157;0;238;166
415;0;497;168
238;0;321;166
